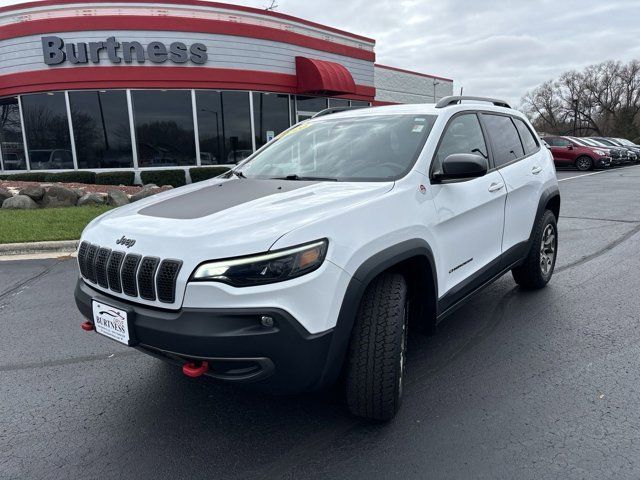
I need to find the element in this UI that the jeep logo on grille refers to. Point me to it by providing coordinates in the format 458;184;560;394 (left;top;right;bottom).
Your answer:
116;236;136;248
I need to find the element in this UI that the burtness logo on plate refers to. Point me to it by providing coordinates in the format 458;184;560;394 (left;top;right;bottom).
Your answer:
96;308;127;333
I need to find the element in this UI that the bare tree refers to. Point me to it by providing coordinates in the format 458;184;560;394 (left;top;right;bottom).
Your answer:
522;59;640;141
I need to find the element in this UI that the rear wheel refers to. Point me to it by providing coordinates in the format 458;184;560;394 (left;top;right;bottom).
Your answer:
575;155;593;171
512;210;558;289
345;273;408;421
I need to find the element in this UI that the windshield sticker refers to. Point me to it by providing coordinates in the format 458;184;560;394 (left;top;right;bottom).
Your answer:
414;118;426;122
412;125;424;133
275;122;312;140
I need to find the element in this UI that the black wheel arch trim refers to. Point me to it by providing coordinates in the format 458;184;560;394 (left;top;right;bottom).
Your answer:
314;238;437;389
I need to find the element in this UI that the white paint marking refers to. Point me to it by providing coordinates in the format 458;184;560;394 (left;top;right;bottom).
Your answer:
558;165;639;182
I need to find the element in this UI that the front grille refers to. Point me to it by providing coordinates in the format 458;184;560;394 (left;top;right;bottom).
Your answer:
121;254;142;297
77;241;181;304
157;260;183;303
107;251;125;293
138;257;160;301
95;248;111;288
85;244;99;283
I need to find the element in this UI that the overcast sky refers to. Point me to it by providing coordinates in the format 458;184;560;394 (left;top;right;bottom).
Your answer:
2;0;639;105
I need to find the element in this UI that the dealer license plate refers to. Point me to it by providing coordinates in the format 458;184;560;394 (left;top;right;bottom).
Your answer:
92;301;130;345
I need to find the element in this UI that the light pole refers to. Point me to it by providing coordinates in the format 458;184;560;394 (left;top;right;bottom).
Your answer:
432;79;440;102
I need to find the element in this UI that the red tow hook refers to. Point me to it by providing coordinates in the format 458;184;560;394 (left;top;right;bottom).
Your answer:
182;361;209;378
81;321;95;331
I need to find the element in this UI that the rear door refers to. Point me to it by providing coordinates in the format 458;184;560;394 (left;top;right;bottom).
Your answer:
429;112;506;303
481;114;546;261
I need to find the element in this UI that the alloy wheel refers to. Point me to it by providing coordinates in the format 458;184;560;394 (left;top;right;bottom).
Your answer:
540;224;556;276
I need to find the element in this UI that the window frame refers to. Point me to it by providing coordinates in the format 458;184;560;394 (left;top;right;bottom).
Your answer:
478;112;542;169
428;110;495;183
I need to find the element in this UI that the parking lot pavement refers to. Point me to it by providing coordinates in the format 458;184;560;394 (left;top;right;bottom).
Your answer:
2;165;640;480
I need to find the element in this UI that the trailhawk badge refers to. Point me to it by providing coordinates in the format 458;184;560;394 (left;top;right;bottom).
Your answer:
116;236;136;248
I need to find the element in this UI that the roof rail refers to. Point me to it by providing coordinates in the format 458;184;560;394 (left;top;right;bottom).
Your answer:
435;96;511;109
311;105;369;118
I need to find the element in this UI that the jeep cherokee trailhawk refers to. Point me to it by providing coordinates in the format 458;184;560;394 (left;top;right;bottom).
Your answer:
75;96;560;420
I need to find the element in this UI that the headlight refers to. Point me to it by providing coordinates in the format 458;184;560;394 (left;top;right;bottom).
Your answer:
594;149;606;156
191;239;328;286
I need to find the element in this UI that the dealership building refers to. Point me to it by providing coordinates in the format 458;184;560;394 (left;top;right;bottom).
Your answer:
0;0;453;174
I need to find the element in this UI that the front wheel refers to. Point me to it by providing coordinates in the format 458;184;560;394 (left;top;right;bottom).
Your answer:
512;210;558;289
345;273;408;421
575;156;593;171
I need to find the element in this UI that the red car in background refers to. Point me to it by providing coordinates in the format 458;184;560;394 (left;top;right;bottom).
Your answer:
542;136;612;171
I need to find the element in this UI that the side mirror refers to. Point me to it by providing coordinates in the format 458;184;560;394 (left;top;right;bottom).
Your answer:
434;153;488;181
567;144;574;150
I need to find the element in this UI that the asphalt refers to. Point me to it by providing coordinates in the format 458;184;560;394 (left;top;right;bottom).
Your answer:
2;165;640;480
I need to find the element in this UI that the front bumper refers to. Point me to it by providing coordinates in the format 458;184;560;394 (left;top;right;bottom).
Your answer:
596;157;612;167
75;279;338;394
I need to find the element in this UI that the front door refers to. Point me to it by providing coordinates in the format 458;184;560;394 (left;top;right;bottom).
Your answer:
429;113;506;306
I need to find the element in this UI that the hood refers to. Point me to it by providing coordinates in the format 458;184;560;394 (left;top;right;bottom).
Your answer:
82;178;393;260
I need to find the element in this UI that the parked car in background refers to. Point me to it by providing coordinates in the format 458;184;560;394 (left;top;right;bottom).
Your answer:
573;137;626;165
543;136;611;170
28;149;74;170
601;138;640;163
590;137;637;163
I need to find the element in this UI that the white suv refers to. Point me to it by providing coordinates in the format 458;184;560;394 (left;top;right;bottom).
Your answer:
75;96;560;420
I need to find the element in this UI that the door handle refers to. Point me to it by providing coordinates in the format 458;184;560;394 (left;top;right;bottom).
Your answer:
488;182;504;192
531;165;542;174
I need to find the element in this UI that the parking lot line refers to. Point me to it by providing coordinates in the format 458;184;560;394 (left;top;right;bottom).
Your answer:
558;164;639;182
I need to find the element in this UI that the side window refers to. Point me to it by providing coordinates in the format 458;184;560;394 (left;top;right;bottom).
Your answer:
432;113;488;175
513;118;539;155
554;138;571;147
482;114;524;167
544;137;557;146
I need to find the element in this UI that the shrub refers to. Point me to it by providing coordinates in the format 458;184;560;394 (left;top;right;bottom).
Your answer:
44;171;96;184
140;169;186;187
189;166;231;183
0;172;49;182
95;171;135;186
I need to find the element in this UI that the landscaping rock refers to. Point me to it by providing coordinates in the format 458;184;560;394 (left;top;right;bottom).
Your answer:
0;187;12;204
77;193;105;206
18;185;45;201
130;184;160;202
107;189;130;207
2;194;38;209
40;185;79;208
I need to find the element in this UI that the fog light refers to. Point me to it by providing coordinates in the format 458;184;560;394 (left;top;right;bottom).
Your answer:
261;315;274;327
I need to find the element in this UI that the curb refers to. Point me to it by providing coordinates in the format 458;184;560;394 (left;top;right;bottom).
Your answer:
0;240;79;256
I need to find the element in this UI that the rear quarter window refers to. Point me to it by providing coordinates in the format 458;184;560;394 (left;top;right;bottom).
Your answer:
513;118;539;155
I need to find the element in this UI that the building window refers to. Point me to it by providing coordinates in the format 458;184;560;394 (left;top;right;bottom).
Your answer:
350;100;371;107
69;90;134;169
21;92;73;170
295;96;327;121
0;97;27;170
328;98;349;108
131;90;196;167
196;91;252;165
252;93;290;149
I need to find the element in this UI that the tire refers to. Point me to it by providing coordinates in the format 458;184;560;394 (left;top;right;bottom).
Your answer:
575;155;593;171
345;273;408;421
512;210;558;289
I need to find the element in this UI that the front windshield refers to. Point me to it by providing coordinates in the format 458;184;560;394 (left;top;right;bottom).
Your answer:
616;138;634;146
570;137;587;146
236;114;437;181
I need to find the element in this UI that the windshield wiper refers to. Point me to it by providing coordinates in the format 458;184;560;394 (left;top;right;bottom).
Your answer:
229;170;246;179
271;174;338;181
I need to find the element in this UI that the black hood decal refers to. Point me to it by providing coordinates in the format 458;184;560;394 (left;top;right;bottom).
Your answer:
138;179;318;219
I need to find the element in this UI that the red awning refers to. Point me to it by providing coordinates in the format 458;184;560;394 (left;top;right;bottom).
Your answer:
295;56;356;95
